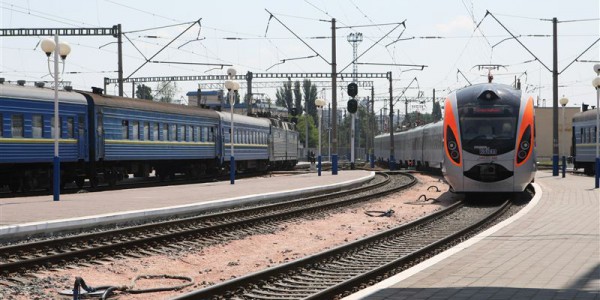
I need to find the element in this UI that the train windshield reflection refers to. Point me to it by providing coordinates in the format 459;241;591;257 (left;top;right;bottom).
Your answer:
459;107;517;156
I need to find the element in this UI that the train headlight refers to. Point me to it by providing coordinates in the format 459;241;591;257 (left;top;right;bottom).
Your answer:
448;141;457;151
516;125;532;164
445;126;461;165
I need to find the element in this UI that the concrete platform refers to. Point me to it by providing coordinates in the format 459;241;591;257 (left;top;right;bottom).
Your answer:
0;170;374;241
345;170;599;300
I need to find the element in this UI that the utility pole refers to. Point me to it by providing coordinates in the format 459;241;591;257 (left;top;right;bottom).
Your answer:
370;86;375;168
347;32;362;170
388;71;395;170
246;71;253;116
552;17;559;176
117;24;123;96
331;18;338;175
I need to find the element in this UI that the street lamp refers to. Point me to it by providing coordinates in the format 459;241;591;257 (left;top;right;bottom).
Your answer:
315;98;326;176
225;68;239;184
592;64;600;188
41;35;71;201
559;96;568;177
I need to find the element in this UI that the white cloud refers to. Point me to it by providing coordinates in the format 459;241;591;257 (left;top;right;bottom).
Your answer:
435;15;474;33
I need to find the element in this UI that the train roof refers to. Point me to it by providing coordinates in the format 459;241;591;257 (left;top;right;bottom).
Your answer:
0;83;87;105
81;90;220;119
573;108;599;123
374;121;442;139
455;83;521;103
216;111;271;127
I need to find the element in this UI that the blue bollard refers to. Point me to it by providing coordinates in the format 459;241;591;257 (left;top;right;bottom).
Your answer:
53;156;60;201
332;154;338;175
230;156;235;184
562;156;566;178
552;155;559;176
318;155;322;176
596;157;600;188
370;153;375;169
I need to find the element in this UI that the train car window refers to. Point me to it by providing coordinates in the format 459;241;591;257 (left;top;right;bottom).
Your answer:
152;123;158;141
32;115;43;138
210;127;215;142
168;124;175;141
594;127;597;143
143;122;149;141
12;114;24;138
0;114;3;137
161;123;166;141
580;128;584;143
66;117;74;139
122;120;129;140
179;125;184;142
78;116;84;139
132;121;139;140
187;125;192;142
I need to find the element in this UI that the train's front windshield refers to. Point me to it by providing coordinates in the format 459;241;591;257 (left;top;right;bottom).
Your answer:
459;106;518;156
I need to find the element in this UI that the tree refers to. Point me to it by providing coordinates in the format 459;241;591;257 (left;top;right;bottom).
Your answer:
302;79;318;121
155;81;178;103
296;114;318;148
432;100;442;122
293;81;302;114
275;80;293;110
135;84;153;100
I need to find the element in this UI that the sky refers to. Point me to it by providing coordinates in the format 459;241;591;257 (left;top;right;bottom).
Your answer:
1;0;599;114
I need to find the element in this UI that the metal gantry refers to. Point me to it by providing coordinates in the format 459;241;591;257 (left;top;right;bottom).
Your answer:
1;26;124;96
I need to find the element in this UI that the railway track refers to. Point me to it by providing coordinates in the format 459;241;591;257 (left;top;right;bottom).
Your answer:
172;199;512;300
0;172;414;280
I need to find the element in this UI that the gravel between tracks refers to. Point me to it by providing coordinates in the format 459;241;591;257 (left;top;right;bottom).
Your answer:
1;172;460;300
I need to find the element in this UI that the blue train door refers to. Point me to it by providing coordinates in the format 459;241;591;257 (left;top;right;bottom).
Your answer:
97;112;105;159
77;115;86;159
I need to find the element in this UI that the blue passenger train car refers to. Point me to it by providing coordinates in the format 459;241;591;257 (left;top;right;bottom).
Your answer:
82;91;221;185
0;83;89;192
572;108;598;175
0;82;300;193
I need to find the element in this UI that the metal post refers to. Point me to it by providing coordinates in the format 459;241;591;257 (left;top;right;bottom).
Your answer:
117;24;124;97
552;17;559;176
328;103;331;161
370;86;375;168
230;90;235;184
318;107;322;176
562;103;565;178
246;71;253;116
596;84;600;188
388;71;395;170
53;34;60;201
331;18;338;175
350;112;355;169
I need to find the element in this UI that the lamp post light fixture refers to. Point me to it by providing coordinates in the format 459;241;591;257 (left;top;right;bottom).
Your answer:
559;96;568;177
315;98;326;176
41;35;71;201
592;63;600;188
225;68;239;184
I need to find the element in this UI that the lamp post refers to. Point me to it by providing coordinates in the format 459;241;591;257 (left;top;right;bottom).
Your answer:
592;64;600;188
224;68;239;185
315;98;326;176
559;96;569;177
41;35;71;201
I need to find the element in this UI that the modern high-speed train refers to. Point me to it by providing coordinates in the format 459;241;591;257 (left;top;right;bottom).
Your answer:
375;83;536;193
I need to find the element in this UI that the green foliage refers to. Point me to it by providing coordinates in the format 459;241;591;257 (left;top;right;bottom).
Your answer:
293;81;302;114
296;114;318;148
432;100;442;121
155;81;178;103
275;81;293;110
135;84;153;100
303;79;318;121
